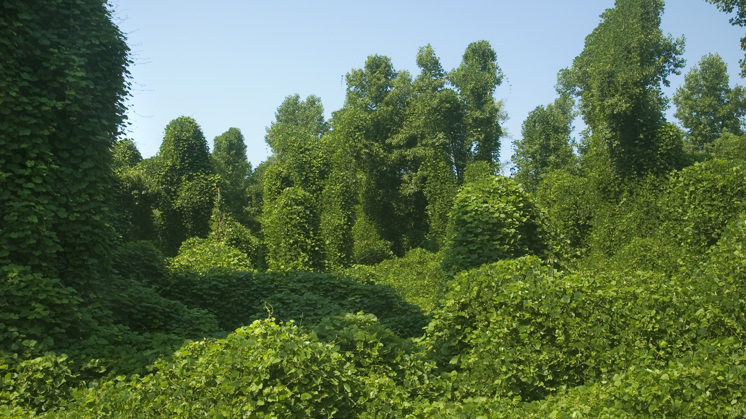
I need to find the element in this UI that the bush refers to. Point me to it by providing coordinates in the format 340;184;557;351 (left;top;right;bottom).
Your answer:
441;176;549;274
0;353;78;414
263;186;322;271
343;248;447;313
536;171;597;259
661;159;746;252
160;270;428;338
518;338;746;418
61;319;363;417
111;241;168;289
168;237;253;273
424;255;745;402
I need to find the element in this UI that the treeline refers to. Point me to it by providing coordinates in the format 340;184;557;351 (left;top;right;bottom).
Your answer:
2;0;746;417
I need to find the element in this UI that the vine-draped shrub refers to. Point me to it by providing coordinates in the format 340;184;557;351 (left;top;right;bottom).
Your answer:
158;270;428;338
424;255;746;402
441;176;549;274
343;248;447;313
62;320;363;417
263;186;322;271
168;237;253;273
661;159;746;252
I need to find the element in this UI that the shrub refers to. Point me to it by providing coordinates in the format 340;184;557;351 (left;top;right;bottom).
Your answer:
63;320;363;417
0;353;78;414
343;248;447;313
661;159;746;252
111;241;168;288
0;265;84;354
441;176;549;274
536;170;597;259
518;338;746;418
263;186;322;271
159;270;428;338
168;237;253;273
424;255;744;402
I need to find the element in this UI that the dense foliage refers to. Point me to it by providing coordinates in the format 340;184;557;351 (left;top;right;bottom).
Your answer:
4;0;746;416
0;0;129;354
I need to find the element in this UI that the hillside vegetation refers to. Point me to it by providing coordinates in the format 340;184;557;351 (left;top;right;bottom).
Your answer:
2;0;746;417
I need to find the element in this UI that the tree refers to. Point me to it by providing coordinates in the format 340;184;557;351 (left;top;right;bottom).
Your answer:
264;187;321;271
335;55;413;257
512;95;577;193
0;0;130;350
448;40;504;165
706;0;746;77
155;116;215;255
673;53;746;149
262;95;331;270
564;0;685;178
111;139;157;242
264;94;329;197
212;128;252;224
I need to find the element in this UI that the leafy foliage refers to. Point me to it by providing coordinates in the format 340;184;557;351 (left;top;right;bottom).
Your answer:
442;176;549;274
168;237;253;273
157;270;428;338
661;158;746;251
425;253;746;404
211;127;252;224
673;53;746;149
263;186;322;271
153;116;215;255
536;170;598;259
512;96;576;193
564;0;685;177
0;265;84;354
63;320;364;417
448;40;504;163
0;0;129;313
343;248;447;313
706;0;746;77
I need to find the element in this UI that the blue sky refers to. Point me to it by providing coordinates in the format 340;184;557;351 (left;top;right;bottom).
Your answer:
112;0;744;169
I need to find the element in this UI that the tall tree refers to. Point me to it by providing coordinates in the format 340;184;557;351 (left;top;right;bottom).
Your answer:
392;44;461;249
336;55;413;257
448;40;504;165
263;95;330;270
0;0;130;349
264;94;329;197
673;53;746;149
512;95;577;193
212;128;252;224
564;0;685;178
705;0;746;77
155;116;215;255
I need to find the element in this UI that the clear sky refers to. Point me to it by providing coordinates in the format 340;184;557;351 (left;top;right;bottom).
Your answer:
111;0;744;169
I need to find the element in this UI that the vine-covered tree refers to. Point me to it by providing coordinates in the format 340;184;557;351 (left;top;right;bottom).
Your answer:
263;95;330;270
112;139;157;242
512;95;577;193
0;0;130;349
563;0;685;178
155;116;215;255
264;94;329;198
673;53;746;149
448;40;504;165
212;127;252;224
336;55;413;258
